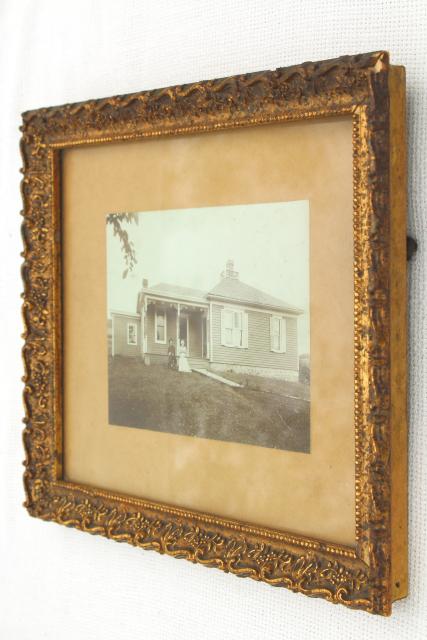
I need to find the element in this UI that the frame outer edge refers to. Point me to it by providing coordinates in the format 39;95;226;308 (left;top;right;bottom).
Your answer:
20;51;404;616
354;59;397;615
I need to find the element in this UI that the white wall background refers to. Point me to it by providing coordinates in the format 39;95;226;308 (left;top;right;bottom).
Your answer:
0;1;426;637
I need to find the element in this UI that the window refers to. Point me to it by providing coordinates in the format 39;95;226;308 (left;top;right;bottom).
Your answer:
221;309;248;348
224;310;234;345
270;316;287;352
127;322;137;345
155;310;167;343
271;317;281;351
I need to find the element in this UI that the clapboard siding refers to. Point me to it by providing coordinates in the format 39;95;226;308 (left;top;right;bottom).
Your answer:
146;353;169;365
112;314;140;357
112;303;298;371
107;319;112;355
211;304;298;370
146;306;176;355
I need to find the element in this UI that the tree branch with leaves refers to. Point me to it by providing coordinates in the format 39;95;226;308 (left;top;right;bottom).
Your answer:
107;212;138;278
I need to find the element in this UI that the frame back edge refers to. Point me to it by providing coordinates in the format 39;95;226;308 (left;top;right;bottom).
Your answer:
389;64;408;602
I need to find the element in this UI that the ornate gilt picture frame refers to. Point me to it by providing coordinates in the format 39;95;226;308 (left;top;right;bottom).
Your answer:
21;51;407;615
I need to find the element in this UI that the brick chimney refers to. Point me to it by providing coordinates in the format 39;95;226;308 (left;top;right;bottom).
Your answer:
142;278;148;289
221;259;239;279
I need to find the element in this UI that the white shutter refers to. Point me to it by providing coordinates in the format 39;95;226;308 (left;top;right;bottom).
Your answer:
280;317;287;352
242;312;249;348
220;309;227;346
232;312;240;346
270;315;274;350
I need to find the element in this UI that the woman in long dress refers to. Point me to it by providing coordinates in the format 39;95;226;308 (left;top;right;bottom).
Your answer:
178;339;192;372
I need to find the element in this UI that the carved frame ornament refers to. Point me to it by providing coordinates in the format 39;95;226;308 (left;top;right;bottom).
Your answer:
21;51;407;615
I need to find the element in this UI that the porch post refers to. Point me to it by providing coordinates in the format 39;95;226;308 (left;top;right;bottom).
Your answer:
177;302;180;347
111;314;115;357
205;309;210;359
140;303;145;356
209;302;213;362
143;296;148;354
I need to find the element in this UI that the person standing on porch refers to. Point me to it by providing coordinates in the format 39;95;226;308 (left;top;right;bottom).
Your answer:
167;338;177;370
178;339;191;373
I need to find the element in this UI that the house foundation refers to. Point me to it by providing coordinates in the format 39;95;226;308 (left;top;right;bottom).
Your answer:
210;362;299;382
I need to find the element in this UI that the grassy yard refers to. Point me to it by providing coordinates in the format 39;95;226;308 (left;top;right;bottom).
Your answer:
109;357;310;453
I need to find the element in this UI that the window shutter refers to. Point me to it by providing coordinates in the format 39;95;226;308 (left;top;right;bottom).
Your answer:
270;315;274;350
220;309;227;346
280;317;287;352
243;312;249;348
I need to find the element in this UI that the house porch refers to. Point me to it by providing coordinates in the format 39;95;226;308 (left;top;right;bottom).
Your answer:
142;297;210;365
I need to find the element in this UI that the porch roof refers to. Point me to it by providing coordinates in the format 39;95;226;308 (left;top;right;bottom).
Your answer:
142;282;208;304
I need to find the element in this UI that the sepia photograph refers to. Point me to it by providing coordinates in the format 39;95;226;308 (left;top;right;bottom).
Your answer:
107;201;310;453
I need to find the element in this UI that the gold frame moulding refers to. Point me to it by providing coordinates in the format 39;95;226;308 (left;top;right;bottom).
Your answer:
21;51;407;615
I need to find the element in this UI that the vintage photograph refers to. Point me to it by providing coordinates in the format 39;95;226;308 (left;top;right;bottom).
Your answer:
107;201;310;453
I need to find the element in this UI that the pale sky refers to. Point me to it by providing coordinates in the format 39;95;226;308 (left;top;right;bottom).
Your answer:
107;200;310;353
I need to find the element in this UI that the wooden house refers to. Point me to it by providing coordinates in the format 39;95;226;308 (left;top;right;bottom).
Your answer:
110;260;303;380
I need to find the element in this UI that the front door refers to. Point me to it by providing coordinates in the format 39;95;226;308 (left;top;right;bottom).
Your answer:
179;315;188;350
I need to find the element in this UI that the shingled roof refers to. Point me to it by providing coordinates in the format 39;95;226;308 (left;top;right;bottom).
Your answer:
207;277;303;314
140;260;303;315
